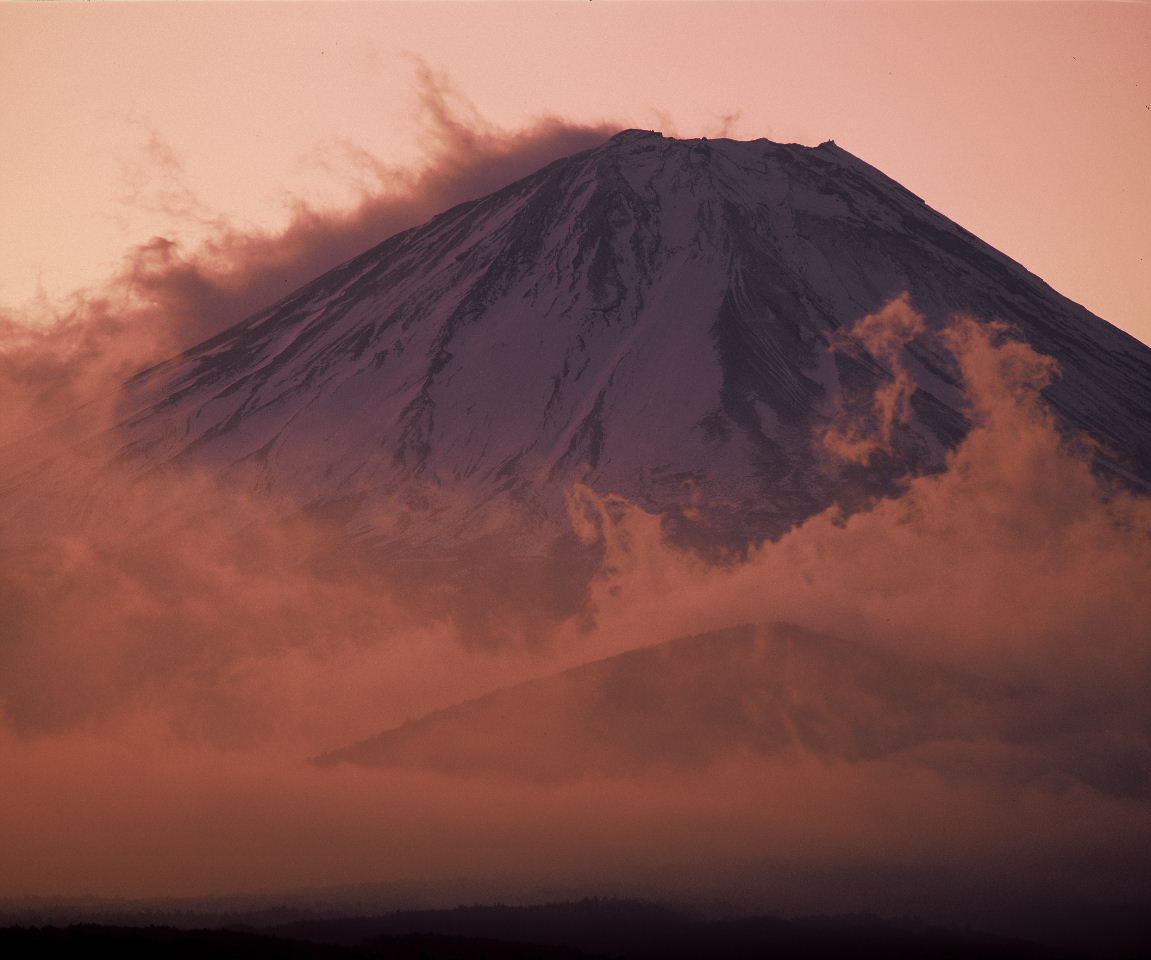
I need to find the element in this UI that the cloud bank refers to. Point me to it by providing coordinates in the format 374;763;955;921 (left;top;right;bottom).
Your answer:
0;74;1146;950
0;301;1146;951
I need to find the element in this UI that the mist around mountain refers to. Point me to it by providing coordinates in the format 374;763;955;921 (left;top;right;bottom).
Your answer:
0;130;1148;958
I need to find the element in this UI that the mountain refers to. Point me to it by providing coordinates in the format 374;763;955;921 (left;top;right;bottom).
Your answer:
316;620;1149;799
97;129;1151;558
315;622;1027;779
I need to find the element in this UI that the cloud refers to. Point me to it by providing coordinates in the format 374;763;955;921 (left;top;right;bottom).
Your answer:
569;300;1137;648
819;292;928;464
559;300;1151;795
0;61;617;743
0;88;1146;945
0;62;614;448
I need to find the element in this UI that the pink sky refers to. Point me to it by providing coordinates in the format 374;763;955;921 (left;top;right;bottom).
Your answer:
1;1;1148;346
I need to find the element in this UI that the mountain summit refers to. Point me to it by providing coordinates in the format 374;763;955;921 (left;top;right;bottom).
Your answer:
103;130;1151;556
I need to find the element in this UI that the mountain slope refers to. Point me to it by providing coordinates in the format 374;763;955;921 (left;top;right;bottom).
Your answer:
315;621;1149;800
316;622;1022;779
83;131;1151;554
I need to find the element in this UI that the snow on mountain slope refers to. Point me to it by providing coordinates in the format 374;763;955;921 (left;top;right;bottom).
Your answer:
96;130;1151;556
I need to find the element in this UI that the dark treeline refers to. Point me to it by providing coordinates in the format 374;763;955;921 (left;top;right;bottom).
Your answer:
0;924;597;960
1;899;1097;960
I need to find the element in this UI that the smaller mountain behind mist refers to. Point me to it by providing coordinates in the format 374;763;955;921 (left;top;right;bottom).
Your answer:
316;622;1021;778
317;621;1149;801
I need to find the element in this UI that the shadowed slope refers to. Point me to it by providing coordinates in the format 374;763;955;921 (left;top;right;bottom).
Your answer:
317;622;1030;781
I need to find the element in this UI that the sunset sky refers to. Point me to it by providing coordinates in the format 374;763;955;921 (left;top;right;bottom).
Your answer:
1;2;1149;938
2;1;1148;345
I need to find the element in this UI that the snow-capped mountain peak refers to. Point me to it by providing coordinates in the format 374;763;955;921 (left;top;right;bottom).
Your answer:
85;131;1151;556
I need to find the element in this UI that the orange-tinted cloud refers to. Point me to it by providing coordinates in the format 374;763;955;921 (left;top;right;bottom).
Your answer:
562;302;1150;794
0;125;1147;949
819;292;928;464
0;62;620;747
0;64;613;448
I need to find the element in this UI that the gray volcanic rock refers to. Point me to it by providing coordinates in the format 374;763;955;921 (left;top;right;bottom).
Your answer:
93;131;1151;555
